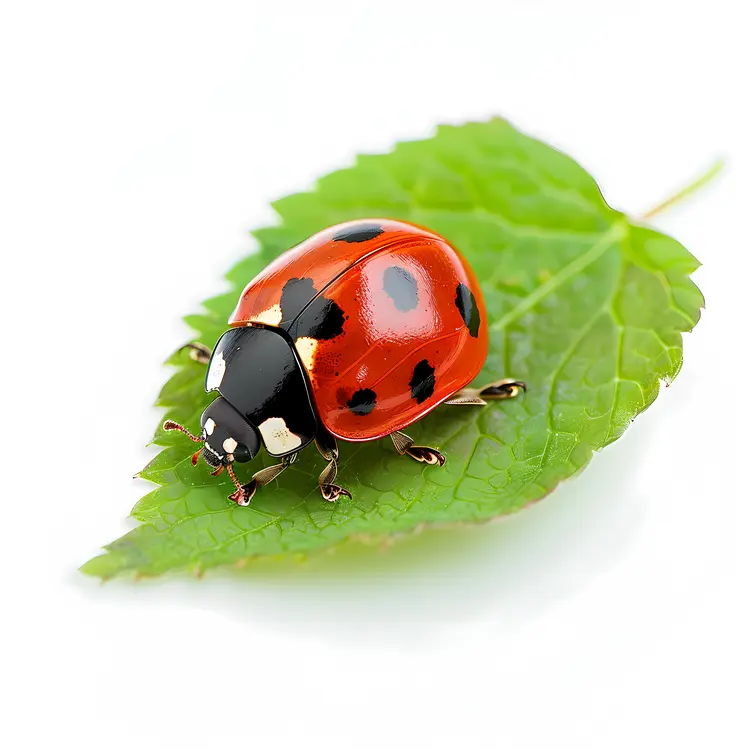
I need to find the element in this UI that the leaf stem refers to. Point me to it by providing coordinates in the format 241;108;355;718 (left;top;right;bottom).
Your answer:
641;158;724;219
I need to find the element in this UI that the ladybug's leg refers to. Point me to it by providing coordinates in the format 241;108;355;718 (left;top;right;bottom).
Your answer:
445;379;527;405
477;379;527;400
178;342;212;365
227;454;297;506
390;431;446;467
315;431;352;503
443;393;488;406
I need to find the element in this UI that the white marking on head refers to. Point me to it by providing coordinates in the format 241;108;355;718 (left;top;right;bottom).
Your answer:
204;418;216;436
206;350;226;391
249;304;283;326
223;437;238;453
258;417;302;455
294;336;319;374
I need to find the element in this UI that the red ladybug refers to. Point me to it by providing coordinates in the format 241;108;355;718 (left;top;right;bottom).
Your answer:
165;219;525;505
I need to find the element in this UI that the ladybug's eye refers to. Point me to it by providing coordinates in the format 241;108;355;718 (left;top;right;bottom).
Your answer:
233;443;252;463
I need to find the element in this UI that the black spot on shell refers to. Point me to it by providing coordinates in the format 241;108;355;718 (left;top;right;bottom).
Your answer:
455;283;481;338
383;266;418;312
346;388;377;416
280;277;317;321
295;296;345;340
409;359;436;404
333;223;384;243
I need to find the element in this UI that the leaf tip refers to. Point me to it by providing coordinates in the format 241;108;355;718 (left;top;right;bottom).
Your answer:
78;555;112;582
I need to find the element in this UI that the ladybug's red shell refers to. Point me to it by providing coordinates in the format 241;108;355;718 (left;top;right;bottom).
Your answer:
229;220;488;442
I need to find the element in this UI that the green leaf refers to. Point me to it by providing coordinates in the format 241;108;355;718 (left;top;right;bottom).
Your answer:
81;118;704;580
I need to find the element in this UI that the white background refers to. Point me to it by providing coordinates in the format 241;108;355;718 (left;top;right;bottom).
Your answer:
1;1;748;748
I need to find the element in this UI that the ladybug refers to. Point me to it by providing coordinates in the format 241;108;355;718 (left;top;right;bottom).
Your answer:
164;219;525;505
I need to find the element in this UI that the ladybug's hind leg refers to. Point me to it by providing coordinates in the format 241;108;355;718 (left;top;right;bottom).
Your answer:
315;431;352;503
391;431;446;467
178;342;212;365
445;379;527;405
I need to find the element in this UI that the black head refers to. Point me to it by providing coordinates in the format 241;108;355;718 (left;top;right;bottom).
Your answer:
163;397;260;471
199;397;260;467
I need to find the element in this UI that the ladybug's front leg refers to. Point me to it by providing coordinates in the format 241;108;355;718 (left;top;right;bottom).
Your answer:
315;431;352;502
390;431;446;467
227;454;297;506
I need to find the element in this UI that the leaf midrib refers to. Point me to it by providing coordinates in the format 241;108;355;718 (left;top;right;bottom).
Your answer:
489;220;628;332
